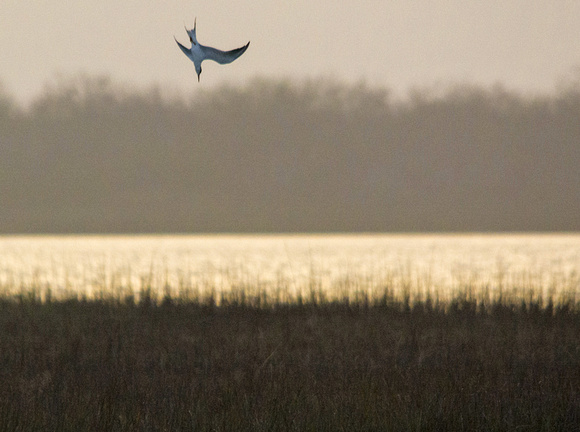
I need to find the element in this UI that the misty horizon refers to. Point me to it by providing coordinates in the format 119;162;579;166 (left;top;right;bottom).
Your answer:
3;71;580;111
1;74;579;233
4;1;580;110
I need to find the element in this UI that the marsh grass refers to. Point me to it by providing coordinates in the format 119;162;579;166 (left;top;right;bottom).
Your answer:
0;282;579;431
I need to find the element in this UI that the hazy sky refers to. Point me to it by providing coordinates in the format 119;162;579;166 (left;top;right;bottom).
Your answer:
2;0;580;105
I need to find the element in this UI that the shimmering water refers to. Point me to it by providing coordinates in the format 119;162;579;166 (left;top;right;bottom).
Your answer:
0;234;579;302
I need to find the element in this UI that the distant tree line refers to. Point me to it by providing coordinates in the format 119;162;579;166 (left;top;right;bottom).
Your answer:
1;76;579;232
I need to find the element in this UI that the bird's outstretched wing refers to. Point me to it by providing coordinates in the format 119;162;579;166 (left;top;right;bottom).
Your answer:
174;37;193;61
200;41;250;65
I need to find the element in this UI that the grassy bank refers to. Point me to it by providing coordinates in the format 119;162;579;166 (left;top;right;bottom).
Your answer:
1;289;579;431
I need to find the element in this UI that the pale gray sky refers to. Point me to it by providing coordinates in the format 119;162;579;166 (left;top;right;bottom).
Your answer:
2;0;580;105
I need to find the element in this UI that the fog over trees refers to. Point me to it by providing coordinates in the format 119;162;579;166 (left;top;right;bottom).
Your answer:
1;76;579;233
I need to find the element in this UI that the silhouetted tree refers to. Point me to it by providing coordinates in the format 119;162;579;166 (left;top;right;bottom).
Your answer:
1;76;579;232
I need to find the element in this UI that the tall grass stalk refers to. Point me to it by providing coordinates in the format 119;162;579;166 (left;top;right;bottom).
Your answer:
0;280;579;431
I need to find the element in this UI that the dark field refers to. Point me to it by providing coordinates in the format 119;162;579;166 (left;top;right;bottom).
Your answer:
1;290;579;431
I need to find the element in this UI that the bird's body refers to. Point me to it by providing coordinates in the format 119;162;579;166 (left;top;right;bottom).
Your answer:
175;18;250;81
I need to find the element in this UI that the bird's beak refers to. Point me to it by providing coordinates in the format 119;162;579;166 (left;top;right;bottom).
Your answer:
197;73;200;82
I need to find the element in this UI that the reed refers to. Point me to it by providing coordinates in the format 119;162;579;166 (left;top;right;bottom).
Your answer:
0;284;579;431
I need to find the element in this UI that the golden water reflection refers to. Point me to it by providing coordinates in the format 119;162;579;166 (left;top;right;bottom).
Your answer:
0;234;578;302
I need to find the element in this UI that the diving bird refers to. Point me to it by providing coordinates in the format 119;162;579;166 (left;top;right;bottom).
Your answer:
175;18;250;82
